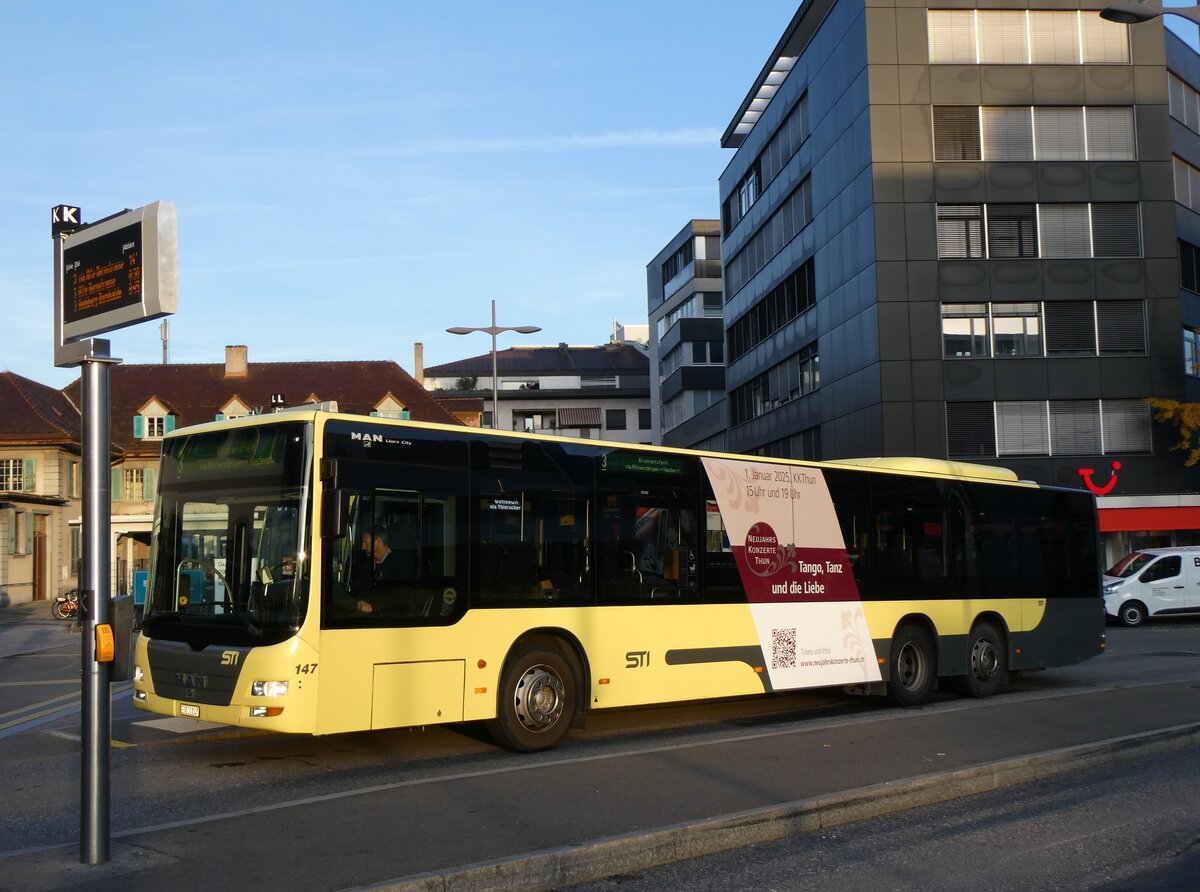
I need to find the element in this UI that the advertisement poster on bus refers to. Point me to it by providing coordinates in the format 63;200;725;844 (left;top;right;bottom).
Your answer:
700;456;882;689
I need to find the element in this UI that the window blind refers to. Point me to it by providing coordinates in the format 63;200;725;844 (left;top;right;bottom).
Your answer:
997;401;1049;456
1050;401;1102;455
1091;204;1141;257
933;107;981;161
983;107;1033;160
1097;300;1146;354
946;402;996;457
1102;400;1152;453
1045;302;1097;355
1033;107;1085;161
1038;204;1090;258
937;205;985;258
1084;107;1135;160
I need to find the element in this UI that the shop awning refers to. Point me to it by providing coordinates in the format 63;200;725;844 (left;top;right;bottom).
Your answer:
557;407;602;427
1099;506;1200;533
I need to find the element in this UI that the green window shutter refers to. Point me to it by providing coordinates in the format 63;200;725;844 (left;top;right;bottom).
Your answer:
369;410;380;417
400;409;411;420
215;413;226;421
142;468;156;501
165;415;176;433
133;415;144;438
111;468;125;502
6;509;15;555
23;511;34;553
66;460;75;499
22;458;36;492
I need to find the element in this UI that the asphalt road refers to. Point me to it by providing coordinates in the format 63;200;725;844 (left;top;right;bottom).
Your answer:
1;607;1198;891
573;743;1200;892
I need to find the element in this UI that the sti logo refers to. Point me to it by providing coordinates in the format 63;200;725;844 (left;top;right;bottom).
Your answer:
350;432;383;444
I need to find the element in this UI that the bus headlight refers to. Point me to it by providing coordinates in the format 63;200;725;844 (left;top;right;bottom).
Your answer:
251;680;289;697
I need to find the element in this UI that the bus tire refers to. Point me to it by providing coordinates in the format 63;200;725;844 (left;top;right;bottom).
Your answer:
1118;601;1147;628
962;621;1006;698
886;624;935;707
486;645;577;752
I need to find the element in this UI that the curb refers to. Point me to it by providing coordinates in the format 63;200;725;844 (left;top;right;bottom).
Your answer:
352;721;1200;892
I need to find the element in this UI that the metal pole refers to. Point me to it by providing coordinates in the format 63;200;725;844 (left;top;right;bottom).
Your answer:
491;299;499;430
80;341;114;865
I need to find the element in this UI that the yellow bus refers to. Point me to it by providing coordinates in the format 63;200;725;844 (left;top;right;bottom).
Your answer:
132;409;1104;751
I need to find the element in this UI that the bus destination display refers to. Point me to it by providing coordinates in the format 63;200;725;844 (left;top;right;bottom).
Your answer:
63;222;142;324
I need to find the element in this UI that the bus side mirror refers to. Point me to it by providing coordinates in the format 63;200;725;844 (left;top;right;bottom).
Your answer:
321;490;351;539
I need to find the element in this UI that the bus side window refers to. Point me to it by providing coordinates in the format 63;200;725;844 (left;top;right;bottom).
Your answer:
871;477;946;599
701;486;743;603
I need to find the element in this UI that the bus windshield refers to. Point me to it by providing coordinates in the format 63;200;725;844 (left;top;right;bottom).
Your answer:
142;422;312;647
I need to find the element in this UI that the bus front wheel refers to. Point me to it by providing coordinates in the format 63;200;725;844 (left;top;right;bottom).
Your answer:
886;625;935;707
487;645;577;752
961;621;1006;698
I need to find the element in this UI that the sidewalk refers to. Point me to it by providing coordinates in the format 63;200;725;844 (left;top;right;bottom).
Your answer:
0;600;76;658
2;678;1199;892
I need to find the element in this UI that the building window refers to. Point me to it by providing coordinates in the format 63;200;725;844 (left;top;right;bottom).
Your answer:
1174;156;1200;214
937;204;1140;259
947;400;1151;457
1181;240;1200;292
1170;73;1200;134
943;300;1141;358
986;205;1037;258
723;93;808;234
656;292;723;340
605;409;627;431
661;238;694;288
0;458;29;492
513;412;555;433
123;468;145;498
146;416;165;438
946;403;996;457
134;413;174;439
725;177;813;298
934;105;1135;162
937;205;984;258
928;11;1129;65
638;408;652;430
730;343;819;426
1186;329;1200;377
727;258;816;362
992;303;1042;356
942;304;989;357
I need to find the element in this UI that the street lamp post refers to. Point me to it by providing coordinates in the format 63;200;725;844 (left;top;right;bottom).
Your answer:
447;300;541;430
1101;1;1200;25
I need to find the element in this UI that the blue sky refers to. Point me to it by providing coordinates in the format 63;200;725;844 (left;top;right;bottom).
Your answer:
1;1;797;388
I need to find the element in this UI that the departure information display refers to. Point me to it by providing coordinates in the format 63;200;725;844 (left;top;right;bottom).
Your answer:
63;222;143;324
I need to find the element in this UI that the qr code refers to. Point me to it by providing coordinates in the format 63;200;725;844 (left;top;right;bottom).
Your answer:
771;628;797;669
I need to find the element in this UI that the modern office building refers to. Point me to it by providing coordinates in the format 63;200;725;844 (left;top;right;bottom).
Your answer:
717;0;1200;560
647;220;728;450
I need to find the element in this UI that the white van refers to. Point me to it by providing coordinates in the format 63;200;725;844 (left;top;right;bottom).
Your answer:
1102;546;1200;626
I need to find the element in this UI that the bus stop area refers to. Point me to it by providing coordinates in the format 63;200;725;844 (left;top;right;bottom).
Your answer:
3;672;1200;892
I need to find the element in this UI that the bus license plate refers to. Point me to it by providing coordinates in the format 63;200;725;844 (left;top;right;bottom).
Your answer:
180;704;200;718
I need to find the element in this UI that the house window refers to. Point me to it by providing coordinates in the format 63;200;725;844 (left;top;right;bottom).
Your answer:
638;409;652;430
1185;329;1200;377
146;416;165;438
936;205;984;258
0;459;26;492
606;409;627;431
123;468;145;496
135;414;174;439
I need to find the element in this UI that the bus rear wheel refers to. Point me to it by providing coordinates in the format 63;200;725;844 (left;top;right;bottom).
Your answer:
962;621;1006;698
887;625;935;707
487;644;577;752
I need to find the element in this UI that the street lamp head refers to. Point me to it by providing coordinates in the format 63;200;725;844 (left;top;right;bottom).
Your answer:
512;326;542;334
1099;2;1156;24
446;327;475;335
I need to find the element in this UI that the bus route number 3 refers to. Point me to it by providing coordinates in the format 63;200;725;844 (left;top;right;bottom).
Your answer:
295;663;318;675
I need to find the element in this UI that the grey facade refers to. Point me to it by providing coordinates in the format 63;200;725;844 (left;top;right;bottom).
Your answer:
718;0;1200;536
646;220;727;449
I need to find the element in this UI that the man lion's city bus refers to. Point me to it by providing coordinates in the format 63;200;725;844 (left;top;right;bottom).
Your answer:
132;408;1104;751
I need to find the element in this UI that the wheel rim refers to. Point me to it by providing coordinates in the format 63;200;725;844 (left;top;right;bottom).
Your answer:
970;635;998;682
896;641;927;692
512;663;565;733
1122;605;1142;625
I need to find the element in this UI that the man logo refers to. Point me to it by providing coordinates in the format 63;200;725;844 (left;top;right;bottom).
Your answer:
350;432;384;443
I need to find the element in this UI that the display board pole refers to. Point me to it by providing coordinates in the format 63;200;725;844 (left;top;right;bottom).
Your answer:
79;339;118;864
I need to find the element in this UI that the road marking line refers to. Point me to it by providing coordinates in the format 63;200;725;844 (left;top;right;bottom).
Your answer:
0;679;80;687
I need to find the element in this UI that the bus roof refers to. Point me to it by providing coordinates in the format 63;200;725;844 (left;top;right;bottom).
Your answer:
165;409;1033;486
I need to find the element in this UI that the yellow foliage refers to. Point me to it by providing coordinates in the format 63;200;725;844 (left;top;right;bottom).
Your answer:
1146;398;1200;466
